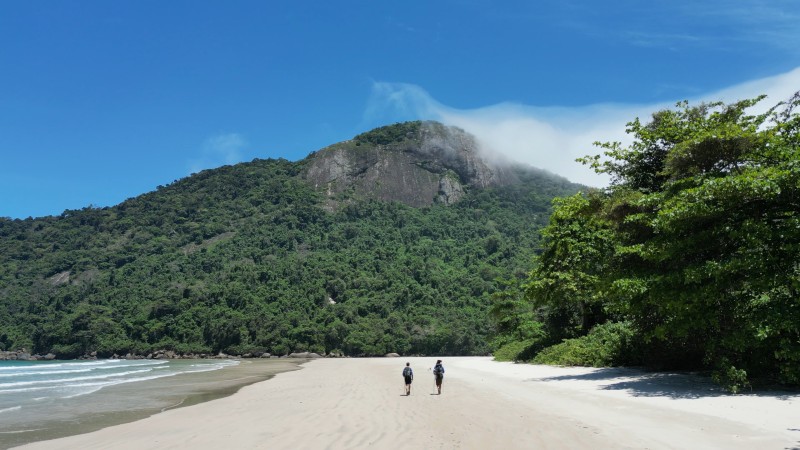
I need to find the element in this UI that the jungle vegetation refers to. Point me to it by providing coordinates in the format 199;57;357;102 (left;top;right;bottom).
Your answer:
490;94;800;390
0;128;580;358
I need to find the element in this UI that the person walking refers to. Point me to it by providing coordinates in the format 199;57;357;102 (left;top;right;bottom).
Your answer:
433;359;445;395
402;362;413;395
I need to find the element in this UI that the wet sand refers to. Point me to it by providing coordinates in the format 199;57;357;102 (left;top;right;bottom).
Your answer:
14;357;800;449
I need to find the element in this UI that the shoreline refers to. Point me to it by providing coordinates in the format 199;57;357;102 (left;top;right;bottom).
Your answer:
13;357;800;449
1;359;302;450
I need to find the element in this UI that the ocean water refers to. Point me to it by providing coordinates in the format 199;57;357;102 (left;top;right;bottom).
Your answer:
0;358;299;449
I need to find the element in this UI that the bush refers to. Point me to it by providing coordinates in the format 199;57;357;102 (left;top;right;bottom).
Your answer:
49;343;83;359
174;342;213;355
494;340;536;362
712;358;751;394
492;320;550;362
353;121;421;145
532;321;638;367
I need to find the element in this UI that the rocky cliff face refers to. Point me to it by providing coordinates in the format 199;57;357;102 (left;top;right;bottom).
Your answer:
301;121;520;207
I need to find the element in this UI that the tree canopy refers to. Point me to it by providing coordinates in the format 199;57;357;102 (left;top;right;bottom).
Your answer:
492;93;800;390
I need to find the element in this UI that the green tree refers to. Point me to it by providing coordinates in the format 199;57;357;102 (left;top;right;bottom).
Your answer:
500;94;800;389
582;94;800;387
525;192;616;336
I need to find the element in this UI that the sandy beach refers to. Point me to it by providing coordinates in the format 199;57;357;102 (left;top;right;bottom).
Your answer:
15;357;799;450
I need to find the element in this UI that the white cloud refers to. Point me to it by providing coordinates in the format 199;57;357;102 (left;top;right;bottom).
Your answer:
365;67;800;187
562;1;800;54
701;67;800;110
189;133;248;174
678;1;800;50
205;133;246;164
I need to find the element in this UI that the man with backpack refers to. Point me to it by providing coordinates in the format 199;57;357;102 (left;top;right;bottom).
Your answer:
402;362;413;395
433;360;445;395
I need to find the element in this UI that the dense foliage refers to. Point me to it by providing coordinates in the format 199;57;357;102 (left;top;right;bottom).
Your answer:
0;134;581;358
354;121;423;146
492;94;800;390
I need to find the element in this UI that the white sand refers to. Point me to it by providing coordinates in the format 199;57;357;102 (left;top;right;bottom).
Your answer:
16;357;799;449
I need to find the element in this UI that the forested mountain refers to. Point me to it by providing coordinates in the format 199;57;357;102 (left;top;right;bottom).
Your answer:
0;121;582;358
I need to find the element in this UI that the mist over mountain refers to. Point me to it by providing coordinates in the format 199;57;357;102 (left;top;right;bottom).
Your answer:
303;121;529;208
0;122;582;358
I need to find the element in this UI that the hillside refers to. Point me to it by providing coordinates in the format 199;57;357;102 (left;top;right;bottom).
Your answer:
0;122;582;358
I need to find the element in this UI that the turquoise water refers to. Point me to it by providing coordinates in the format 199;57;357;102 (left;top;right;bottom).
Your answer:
0;358;298;449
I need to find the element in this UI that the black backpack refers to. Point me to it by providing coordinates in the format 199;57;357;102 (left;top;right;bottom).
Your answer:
403;367;412;377
433;364;443;376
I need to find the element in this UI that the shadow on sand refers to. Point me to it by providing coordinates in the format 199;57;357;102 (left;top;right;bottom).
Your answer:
526;367;799;400
785;428;800;448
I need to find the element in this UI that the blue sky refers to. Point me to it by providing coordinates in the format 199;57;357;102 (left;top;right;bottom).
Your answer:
2;1;799;219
